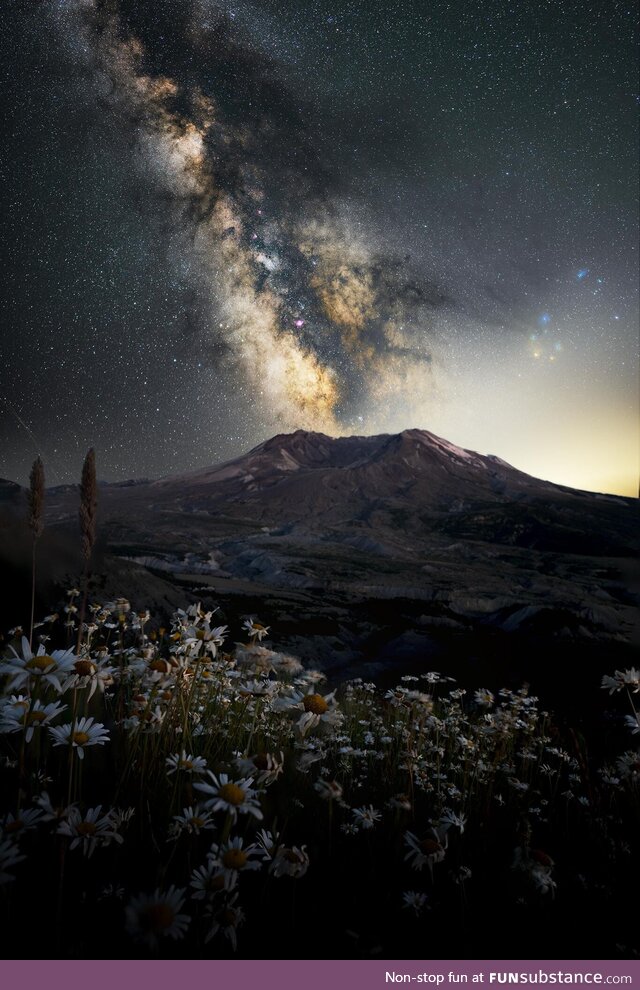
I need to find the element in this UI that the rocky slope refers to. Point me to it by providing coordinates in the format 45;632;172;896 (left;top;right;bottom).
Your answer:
1;429;637;687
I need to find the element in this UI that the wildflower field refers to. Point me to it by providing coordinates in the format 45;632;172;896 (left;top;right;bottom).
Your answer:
0;591;638;960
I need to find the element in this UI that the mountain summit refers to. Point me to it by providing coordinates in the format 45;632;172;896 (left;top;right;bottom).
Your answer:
26;426;634;566
1;429;637;678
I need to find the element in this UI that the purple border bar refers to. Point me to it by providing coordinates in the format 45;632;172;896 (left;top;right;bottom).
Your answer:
6;960;640;989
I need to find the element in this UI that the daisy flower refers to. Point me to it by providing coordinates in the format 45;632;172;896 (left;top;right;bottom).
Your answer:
170;805;215;837
190;857;235;899
193;772;263;822
57;806;124;858
204;892;244;949
274;688;341;737
2;808;43;836
242;618;270;641
234;751;284;786
270;844;310;879
352;805;382;830
624;714;640;735
404;828;448;871
0;637;76;693
1;699;67;743
402;890;428;915
207;836;262;888
440;809;467;834
616;751;640;780
49;716;110;759
125;886;190;949
34;792;78;823
255;828;278;861
601;668;640;694
474;688;495;707
165;751;208;776
237;678;279;699
60;655;115;700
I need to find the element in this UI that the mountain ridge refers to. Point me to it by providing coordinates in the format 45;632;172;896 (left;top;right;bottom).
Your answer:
0;428;637;682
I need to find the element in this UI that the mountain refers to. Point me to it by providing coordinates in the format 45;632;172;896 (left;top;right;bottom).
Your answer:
40;426;635;556
1;429;637;688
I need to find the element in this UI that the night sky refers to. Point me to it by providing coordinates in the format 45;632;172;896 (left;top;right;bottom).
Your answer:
2;0;638;495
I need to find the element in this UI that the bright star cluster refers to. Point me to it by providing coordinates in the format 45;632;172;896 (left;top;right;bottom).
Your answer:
1;0;637;495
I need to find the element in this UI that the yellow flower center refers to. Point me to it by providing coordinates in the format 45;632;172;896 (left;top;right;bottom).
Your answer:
74;659;95;677
76;821;97;837
73;731;90;746
26;710;47;724
222;848;248;870
191;817;204;828
217;783;246;806
179;759;193;771
149;659;169;672
207;874;225;892
303;693;328;715
141;903;175;933
26;655;55;671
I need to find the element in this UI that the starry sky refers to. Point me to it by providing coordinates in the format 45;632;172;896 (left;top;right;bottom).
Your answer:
2;0;638;495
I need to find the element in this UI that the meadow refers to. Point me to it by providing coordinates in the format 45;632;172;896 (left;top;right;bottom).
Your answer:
0;455;637;960
0;591;638;959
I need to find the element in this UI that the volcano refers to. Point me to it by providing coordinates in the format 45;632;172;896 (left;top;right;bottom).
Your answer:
1;429;637;685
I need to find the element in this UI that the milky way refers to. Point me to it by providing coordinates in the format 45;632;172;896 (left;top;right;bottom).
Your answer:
1;0;638;494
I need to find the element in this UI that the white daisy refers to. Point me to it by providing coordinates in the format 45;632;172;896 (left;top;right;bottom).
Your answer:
193;772;263;822
624;714;640;735
1;699;67;743
49;716;110;760
352;805;382;830
57;806;123;857
255;827;279;861
170;805;215;836
403;828;448;871
204;892;244;949
190;859;233;899
0;637;76;693
207;836;262;888
270;844;310;878
274;688;341;737
234;750;284;786
125;886;190;949
2;808;44;836
242;617;270;641
60;655;115;700
402;890;428;915
34;792;78;822
165;750;208;776
474;688;495;707
440;809;467;834
601;668;640;694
